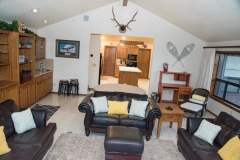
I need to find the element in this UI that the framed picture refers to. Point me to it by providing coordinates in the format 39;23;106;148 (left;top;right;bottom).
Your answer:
56;39;80;58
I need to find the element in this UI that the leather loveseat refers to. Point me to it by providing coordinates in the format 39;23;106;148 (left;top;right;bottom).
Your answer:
0;99;57;160
177;112;240;160
79;91;162;141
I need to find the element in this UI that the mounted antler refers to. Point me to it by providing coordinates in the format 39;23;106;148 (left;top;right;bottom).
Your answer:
111;7;138;33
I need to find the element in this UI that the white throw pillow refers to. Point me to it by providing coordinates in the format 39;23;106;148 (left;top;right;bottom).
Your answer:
129;99;148;118
11;108;36;134
194;119;221;145
91;96;108;113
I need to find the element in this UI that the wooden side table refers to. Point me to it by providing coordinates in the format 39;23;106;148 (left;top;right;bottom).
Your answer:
157;103;185;138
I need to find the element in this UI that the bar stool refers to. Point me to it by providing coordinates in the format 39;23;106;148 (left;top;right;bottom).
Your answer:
68;79;79;96
58;80;69;96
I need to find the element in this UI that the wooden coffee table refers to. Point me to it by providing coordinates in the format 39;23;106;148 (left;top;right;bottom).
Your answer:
156;103;184;138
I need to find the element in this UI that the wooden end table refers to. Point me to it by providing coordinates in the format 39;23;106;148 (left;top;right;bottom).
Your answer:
156;103;185;138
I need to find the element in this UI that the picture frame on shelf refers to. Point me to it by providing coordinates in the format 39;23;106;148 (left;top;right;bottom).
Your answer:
56;39;80;58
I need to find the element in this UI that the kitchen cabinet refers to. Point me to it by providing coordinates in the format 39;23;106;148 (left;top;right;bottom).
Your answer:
35;72;53;101
116;46;127;58
19;81;35;108
0;81;19;106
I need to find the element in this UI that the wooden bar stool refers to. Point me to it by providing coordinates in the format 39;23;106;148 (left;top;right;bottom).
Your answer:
58;80;69;96
68;79;79;96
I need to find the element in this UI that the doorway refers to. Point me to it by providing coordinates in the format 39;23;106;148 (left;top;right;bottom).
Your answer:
88;34;154;94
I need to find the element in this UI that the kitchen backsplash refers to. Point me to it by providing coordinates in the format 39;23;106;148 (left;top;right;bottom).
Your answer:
35;59;53;71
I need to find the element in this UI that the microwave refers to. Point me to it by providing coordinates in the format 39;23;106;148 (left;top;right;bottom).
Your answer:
127;54;137;61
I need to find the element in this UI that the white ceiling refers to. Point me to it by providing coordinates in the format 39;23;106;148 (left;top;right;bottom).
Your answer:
0;0;239;42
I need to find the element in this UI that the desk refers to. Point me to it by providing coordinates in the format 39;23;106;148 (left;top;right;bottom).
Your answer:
158;83;192;104
158;71;192;105
156;103;184;138
118;66;141;86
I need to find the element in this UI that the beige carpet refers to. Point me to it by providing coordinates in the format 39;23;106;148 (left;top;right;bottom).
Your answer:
45;133;184;160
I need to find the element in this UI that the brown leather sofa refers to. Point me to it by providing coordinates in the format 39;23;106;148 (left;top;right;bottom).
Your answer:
177;112;240;160
79;91;162;141
0;99;57;160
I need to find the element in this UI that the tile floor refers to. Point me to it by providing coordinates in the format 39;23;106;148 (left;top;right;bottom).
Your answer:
35;93;215;157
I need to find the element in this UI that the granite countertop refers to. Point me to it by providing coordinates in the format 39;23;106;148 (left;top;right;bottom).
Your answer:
35;70;52;77
119;66;142;73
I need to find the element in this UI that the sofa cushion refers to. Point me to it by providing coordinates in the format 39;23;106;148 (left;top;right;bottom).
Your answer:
194;120;221;145
11;108;36;134
91;96;108;113
92;113;119;126
177;128;220;160
7;123;56;151
108;101;128;115
218;135;240;160
0;99;20;138
194;150;221;160
0;144;42;160
119;114;146;130
0;126;11;155
213;112;240;147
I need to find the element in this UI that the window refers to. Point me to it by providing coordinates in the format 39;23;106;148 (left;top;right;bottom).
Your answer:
212;52;240;108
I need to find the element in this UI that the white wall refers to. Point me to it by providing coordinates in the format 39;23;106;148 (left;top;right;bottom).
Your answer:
206;40;240;119
37;1;205;95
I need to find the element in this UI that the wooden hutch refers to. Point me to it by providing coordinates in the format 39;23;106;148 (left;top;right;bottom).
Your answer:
158;71;192;104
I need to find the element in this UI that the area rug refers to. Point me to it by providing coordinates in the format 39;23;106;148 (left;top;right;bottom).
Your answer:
31;104;60;121
45;133;184;160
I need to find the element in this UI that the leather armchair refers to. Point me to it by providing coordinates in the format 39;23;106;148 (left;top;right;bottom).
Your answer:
79;91;162;141
177;112;240;160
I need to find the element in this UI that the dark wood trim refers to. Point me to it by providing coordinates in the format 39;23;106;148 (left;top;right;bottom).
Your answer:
216;51;240;54
209;95;240;113
204;46;240;49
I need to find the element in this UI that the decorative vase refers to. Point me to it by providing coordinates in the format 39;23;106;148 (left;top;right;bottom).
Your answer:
163;63;168;72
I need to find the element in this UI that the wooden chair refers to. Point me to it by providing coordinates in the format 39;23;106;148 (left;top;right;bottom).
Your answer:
180;88;210;117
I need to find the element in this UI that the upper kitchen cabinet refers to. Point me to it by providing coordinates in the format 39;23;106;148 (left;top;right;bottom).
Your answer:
127;46;139;55
35;36;45;60
116;45;127;59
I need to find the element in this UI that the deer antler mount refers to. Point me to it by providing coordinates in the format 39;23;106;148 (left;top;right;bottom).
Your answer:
111;7;137;33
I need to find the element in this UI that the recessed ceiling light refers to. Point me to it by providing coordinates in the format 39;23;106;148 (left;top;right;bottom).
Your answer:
32;8;38;13
101;36;104;40
43;20;48;23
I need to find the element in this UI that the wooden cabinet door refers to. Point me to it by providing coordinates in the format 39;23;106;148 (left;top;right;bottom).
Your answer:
5;85;19;105
0;90;5;103
117;46;127;58
115;65;119;77
19;85;29;108
102;46;116;76
28;82;35;106
35;82;43;101
40;37;46;59
127;47;139;55
138;49;151;79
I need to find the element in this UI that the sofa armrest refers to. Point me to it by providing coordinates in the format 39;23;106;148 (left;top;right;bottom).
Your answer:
186;117;214;134
78;93;94;131
31;109;47;127
145;98;162;137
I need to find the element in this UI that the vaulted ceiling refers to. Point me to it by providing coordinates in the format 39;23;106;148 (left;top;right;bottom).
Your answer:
0;0;239;42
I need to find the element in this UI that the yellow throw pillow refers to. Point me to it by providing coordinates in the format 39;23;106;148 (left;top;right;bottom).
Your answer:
192;94;206;102
0;126;11;155
218;135;240;160
108;101;129;115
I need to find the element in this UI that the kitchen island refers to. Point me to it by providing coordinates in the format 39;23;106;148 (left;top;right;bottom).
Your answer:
118;66;142;86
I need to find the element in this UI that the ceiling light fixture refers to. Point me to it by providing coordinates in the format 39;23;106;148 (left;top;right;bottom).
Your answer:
32;8;38;13
43;20;48;23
